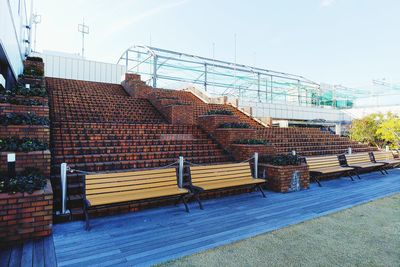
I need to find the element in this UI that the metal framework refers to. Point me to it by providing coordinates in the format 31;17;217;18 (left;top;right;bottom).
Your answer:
117;45;354;109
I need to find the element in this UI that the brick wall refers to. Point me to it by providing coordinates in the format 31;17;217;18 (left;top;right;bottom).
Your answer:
0;151;51;177
0;180;53;246
213;128;257;148
122;73;153;98
198;115;239;133
258;163;309;193
0;103;49;117
0;125;50;141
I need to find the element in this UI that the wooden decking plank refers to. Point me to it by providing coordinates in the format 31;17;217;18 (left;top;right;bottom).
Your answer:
44;236;58;267
21;240;33;267
33;239;45;267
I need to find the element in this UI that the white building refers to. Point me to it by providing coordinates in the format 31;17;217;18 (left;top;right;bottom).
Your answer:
0;0;32;89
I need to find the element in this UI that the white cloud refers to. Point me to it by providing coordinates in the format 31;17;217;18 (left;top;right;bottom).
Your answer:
321;0;336;7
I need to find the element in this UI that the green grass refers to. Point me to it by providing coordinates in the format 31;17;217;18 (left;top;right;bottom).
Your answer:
158;194;400;267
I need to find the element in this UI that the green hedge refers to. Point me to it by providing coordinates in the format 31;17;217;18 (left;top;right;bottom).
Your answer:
0;95;44;106
0;137;48;152
219;122;250;129
0;112;49;126
26;56;43;63
0;84;47;97
23;65;44;77
233;139;269;145
0;168;46;194
259;154;301;166
206;109;233;116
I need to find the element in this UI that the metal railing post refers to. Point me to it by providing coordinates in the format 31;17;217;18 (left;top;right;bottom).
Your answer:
178;156;184;188
60;163;69;215
254;152;258;178
348;147;352;155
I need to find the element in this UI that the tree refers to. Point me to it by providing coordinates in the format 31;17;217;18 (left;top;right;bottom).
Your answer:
349;112;400;149
376;113;400;148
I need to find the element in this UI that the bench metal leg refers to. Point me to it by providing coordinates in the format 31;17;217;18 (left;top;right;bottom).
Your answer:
257;184;266;198
346;171;354;181
181;195;190;213
312;175;322;187
193;193;204;210
379;168;386;175
83;200;91;231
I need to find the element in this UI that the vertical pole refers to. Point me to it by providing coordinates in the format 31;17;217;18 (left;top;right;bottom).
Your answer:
125;50;128;71
204;63;207;91
6;153;16;191
60;163;67;214
257;73;261;102
348;147;352;155
178;156;184;188
254;152;258;179
153;55;158;88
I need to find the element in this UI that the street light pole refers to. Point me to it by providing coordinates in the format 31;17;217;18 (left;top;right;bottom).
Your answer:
78;18;89;58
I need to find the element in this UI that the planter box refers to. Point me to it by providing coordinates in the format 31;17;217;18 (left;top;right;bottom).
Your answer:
0;125;50;142
198;115;238;133
0;150;51;177
0;103;49;117
213;128;257;148
230;144;276;161
258;163;309;193
164;105;194;125
0;180;53;246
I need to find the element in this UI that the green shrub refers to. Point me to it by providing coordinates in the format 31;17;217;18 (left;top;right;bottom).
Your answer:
206;109;233;116
26;56;43;63
0;112;49;126
1;84;47;97
233;139;269;145
0;95;45;106
0;168;46;194
23;65;44;77
259;154;301;166
219;122;250;129
0;137;48;152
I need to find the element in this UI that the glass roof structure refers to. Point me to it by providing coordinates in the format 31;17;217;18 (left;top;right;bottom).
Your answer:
117;45;359;109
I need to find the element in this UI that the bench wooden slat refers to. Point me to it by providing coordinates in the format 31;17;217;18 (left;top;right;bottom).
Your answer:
87;187;188;206
86;180;178;194
86;175;177;186
195;178;265;191
86;168;176;180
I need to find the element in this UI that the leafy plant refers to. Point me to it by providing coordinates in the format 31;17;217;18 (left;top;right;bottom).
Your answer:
26;57;43;63
206;109;233;116
23;65;44;77
219;122;250;129
259;154;301;166
0;112;49;126
233;139;269;145
0;84;47;97
0;168;46;194
0;95;45;106
0;137;48;152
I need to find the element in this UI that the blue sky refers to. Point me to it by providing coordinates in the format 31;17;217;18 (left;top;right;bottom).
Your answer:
34;0;399;87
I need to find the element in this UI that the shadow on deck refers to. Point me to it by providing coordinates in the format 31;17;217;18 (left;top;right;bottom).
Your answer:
1;169;400;267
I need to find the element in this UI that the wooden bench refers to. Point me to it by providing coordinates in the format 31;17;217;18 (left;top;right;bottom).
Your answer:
83;168;189;230
370;151;400;172
305;155;356;187
342;153;386;176
186;162;266;209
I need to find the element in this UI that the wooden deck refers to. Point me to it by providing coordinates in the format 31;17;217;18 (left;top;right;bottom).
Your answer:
1;169;400;266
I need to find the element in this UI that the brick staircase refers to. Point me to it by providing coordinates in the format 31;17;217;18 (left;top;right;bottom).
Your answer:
47;78;231;218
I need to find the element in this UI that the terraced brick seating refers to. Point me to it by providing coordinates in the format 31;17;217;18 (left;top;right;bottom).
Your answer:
83;168;189;230
258;127;376;156
186;162;266;209
47;78;231;218
305;155;356;186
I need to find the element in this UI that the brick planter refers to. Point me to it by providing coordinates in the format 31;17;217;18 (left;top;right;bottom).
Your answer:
165;105;194;125
0;125;50;141
258;163;309;193
213;128;257;148
198;115;238;133
230;144;276;161
0;150;51;177
0;103;49;117
0;180;53;246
